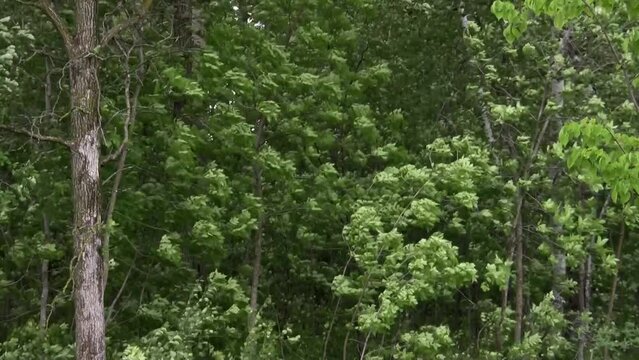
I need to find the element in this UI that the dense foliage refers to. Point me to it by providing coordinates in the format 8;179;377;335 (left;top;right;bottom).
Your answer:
1;0;639;359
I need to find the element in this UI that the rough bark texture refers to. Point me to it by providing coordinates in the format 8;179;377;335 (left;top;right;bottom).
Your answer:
69;1;105;358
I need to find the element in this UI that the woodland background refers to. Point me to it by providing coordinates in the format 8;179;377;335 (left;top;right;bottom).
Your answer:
1;0;639;359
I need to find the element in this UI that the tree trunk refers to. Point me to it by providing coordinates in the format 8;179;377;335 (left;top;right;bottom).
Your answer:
69;1;105;358
40;213;51;334
551;245;566;310
249;118;266;331
172;0;192;119
514;208;524;344
603;221;625;360
39;58;53;339
577;195;610;360
550;29;570;312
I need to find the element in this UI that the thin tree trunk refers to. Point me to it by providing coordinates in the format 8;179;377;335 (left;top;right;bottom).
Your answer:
550;29;570;311
103;41;144;296
39;57;53;338
514;208;524;344
172;0;192;119
603;221;625;360
69;1;105;358
551;244;566;310
249;118;266;330
606;220;625;319
577;194;610;360
40;214;51;334
577;260;586;360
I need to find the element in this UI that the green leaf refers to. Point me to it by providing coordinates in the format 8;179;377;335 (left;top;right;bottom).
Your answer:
627;0;639;19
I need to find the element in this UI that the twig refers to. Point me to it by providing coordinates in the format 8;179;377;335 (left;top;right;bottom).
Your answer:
105;255;136;324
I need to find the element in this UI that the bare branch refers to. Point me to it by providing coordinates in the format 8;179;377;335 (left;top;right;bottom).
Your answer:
39;0;73;53
105;255;136;324
0;124;71;147
102;38;145;296
100;142;126;165
99;1;153;48
100;16;141;48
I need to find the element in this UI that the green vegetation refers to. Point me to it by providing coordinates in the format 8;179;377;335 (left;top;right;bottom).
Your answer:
1;0;639;358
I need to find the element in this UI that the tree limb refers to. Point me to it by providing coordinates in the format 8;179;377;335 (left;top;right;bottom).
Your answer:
99;1;153;48
100;16;141;48
39;0;73;53
0;124;71;147
102;39;145;296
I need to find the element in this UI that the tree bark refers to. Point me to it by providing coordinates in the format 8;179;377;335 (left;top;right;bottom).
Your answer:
69;1;105;358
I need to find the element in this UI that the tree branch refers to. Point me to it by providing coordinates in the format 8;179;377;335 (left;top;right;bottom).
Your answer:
0;124;71;147
102;38;145;296
99;0;153;48
39;0;73;53
105;254;136;324
100;16;140;48
100;142;126;165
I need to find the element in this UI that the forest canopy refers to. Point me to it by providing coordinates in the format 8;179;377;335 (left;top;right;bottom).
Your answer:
1;0;639;359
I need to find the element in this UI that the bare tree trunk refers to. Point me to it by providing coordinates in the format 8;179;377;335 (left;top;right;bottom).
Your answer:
514;209;524;344
172;0;192;119
249;118;266;330
69;1;105;358
550;29;570;312
603;221;625;360
577;260;586;360
39;57;53;339
551;245;566;310
40;213;51;334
